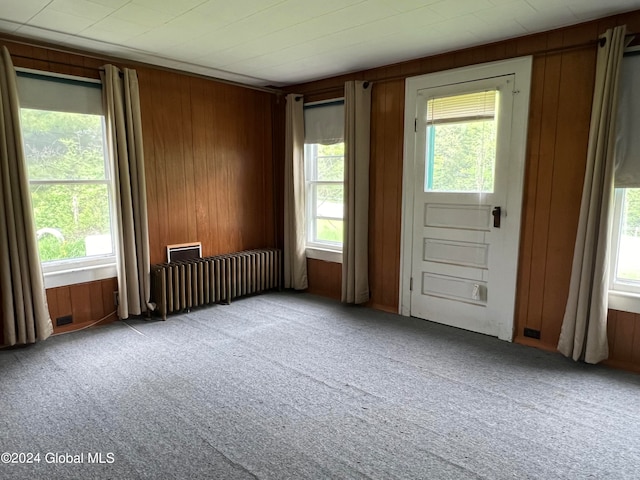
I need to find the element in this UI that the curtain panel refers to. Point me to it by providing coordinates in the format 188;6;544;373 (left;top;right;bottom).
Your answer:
283;93;308;290
557;26;627;363
0;46;52;346
101;64;152;319
341;81;371;304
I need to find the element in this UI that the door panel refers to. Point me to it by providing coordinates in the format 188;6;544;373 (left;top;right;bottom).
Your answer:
410;74;518;339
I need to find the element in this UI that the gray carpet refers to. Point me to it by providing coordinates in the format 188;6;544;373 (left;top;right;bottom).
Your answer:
1;292;640;479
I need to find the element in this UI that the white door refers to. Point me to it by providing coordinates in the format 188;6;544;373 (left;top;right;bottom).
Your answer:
401;59;532;341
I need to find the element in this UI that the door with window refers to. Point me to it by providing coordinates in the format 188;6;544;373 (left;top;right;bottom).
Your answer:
403;59;532;340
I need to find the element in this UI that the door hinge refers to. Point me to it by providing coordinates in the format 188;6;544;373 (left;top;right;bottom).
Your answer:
414;118;417;132
410;277;413;291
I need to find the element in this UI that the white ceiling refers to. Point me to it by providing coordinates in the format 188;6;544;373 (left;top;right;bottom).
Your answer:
1;0;639;87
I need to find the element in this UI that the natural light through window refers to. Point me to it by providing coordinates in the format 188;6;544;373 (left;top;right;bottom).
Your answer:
304;142;345;249
609;51;640;312
425;90;498;193
303;98;345;259
16;69;116;287
611;188;640;293
21;109;114;265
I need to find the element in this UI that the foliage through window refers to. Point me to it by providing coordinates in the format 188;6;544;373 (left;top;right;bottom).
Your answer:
611;188;640;292
17;71;115;271
303;99;345;253
425;90;498;193
609;52;640;303
304;142;344;248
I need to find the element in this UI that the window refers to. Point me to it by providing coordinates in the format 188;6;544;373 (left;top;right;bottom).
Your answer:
305;142;345;247
303;99;345;262
609;50;640;313
610;188;640;294
425;90;498;193
16;70;116;288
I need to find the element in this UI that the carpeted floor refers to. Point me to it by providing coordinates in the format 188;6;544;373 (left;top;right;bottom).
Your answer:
1;292;640;479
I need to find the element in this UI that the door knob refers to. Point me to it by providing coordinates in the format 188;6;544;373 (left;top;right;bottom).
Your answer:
492;206;501;228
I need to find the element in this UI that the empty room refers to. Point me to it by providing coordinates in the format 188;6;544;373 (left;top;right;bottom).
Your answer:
2;1;640;478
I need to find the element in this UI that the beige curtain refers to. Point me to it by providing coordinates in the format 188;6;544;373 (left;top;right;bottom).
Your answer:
558;26;627;364
101;65;152;319
342;81;371;304
0;46;52;346
283;93;308;290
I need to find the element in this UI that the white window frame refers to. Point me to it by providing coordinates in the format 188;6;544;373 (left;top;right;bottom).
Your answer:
17;68;117;288
608;188;640;314
304;99;345;264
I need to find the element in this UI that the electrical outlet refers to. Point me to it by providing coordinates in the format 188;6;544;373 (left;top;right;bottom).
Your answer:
56;315;72;327
523;327;541;339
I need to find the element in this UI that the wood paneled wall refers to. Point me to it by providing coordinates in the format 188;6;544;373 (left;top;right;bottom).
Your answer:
607;310;640;373
47;278;118;334
136;67;277;264
306;259;341;300
287;10;640;369
0;36;280;341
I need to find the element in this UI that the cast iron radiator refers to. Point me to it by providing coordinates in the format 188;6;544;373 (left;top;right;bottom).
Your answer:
151;248;282;320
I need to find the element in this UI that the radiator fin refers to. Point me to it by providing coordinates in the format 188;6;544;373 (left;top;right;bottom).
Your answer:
151;248;282;320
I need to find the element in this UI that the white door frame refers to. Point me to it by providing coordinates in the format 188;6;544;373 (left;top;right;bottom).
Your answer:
398;57;533;340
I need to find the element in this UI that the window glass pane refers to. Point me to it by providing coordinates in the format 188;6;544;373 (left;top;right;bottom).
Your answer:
315;184;344;219
315;219;343;244
21;109;107;181
616;188;640;283
316;143;344;181
31;184;113;262
425;119;497;193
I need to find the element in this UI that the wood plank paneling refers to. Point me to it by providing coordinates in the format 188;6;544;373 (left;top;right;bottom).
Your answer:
604;310;640;373
70;283;92;324
378;80;404;311
525;52;561;337
1;35;279;339
136;67;277;264
289;9;640;373
3;12;640;373
306;259;341;300
540;47;596;345
42;278;118;335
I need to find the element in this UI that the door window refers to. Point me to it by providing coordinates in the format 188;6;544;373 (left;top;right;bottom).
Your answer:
425;90;498;193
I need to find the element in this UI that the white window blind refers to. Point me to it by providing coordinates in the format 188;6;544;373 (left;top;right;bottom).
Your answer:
614;52;640;188
16;70;103;116
426;90;496;125
304;100;344;145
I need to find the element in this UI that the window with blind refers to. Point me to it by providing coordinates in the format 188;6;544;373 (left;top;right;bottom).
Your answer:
303;99;345;257
16;69;116;287
610;51;640;305
424;89;498;193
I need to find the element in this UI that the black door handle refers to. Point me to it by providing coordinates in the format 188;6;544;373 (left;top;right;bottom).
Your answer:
492;206;501;228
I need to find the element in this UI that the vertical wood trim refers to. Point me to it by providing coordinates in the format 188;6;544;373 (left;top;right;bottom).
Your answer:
515;55;546;338
70;283;92;324
525;52;562;335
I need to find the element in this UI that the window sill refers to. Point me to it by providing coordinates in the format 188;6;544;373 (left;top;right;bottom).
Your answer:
43;263;117;289
608;290;640;315
306;247;342;264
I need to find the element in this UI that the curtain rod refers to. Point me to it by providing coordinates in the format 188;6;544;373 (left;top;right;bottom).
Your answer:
3;37;284;95
293;36;611;97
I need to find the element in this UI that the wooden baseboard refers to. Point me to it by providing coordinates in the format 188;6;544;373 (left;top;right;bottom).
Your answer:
513;336;559;353
52;313;118;336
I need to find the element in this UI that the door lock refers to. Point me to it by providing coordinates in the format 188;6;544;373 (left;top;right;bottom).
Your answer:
492;206;501;228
